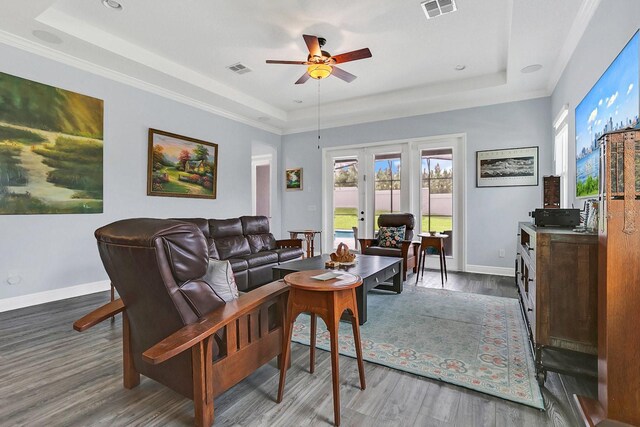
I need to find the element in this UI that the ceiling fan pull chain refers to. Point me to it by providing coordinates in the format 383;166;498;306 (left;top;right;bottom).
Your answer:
317;82;320;148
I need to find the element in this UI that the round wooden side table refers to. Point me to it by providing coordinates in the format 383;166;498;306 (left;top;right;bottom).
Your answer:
277;270;366;426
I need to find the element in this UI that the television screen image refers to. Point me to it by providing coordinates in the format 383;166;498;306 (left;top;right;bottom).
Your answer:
575;31;639;198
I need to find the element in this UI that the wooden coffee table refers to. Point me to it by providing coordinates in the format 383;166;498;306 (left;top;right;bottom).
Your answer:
272;254;403;325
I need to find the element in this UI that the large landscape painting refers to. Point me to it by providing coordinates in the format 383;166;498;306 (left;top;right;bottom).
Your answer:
575;31;639;198
0;72;103;214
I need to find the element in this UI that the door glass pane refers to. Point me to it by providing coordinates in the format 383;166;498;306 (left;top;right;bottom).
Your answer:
333;158;358;249
421;149;453;256
374;153;401;232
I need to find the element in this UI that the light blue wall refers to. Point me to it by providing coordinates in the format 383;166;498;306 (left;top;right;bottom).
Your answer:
282;97;552;270
551;0;640;208
0;42;281;300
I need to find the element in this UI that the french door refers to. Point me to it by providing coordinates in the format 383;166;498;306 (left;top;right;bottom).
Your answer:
324;144;410;251
324;135;465;271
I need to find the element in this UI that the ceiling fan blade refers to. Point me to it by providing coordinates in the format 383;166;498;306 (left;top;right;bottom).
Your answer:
266;60;309;65
332;48;372;64
331;66;357;83
295;72;311;85
303;34;321;58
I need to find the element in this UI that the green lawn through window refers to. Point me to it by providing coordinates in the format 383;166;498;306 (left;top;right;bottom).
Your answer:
333;207;452;232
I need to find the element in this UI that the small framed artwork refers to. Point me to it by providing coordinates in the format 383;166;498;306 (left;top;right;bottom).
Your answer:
147;129;218;199
476;146;539;187
285;167;303;191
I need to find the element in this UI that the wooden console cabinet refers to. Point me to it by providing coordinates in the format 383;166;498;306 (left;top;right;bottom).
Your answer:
575;129;640;427
516;222;598;385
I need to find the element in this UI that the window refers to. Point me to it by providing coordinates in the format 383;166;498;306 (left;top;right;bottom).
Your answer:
554;106;569;207
421;149;453;255
373;153;402;231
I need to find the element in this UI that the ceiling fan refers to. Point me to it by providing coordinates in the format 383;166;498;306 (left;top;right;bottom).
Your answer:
266;34;372;84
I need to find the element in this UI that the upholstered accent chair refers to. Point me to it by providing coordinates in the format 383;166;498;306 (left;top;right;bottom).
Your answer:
73;219;288;426
358;213;420;281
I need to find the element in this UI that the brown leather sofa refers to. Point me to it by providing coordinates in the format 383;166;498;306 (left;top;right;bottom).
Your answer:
74;218;289;426
176;216;303;291
359;213;420;281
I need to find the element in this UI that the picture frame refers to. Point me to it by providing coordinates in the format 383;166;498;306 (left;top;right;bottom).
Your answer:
147;129;218;199
476;146;539;187
285;167;303;191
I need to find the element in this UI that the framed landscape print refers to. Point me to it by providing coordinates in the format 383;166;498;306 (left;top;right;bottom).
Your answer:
0;71;103;215
147;129;218;199
285;167;303;191
476;146;539;187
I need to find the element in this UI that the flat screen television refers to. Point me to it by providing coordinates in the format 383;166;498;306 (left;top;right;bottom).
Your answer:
575;30;639;198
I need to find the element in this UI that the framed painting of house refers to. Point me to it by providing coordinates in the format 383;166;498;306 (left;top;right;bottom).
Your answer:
285;167;303;191
147;129;218;199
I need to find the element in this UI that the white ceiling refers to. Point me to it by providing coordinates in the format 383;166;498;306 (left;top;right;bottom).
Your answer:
0;0;601;134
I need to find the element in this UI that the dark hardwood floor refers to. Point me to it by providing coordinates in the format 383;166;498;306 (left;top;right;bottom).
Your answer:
0;269;596;426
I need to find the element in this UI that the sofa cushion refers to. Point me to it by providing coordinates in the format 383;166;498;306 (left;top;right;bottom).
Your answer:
238;251;279;268
363;246;402;257
274;247;304;262
246;233;277;253
215;235;251;259
227;258;249;272
240;215;270;235
202;259;239;302
377;225;406;249
209;218;243;238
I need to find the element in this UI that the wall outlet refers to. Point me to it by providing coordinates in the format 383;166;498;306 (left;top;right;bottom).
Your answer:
499;249;505;258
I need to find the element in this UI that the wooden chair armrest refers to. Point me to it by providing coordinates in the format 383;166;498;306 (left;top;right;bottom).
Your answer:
276;239;302;248
143;280;289;365
73;298;125;332
358;239;377;251
400;240;412;257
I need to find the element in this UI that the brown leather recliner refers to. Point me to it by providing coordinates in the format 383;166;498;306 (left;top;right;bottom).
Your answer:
73;218;288;426
358;213;420;281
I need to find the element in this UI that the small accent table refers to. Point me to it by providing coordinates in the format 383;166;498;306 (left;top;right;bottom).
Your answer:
416;233;448;285
288;230;322;258
277;270;366;426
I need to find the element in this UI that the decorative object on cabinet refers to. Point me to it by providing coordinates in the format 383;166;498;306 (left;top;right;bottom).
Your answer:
574;31;639;198
147;129;218;199
515;222;598;386
543;175;560;208
476;146;539;187
575;129;640;427
285;167;303;190
0;71;104;215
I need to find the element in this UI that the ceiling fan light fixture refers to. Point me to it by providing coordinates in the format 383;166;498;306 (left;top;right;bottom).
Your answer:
307;64;332;80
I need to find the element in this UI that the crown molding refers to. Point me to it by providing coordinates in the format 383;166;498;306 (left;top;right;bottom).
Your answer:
546;0;602;94
0;29;283;135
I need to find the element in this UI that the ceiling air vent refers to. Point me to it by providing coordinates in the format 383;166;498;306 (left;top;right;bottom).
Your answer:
421;0;457;19
227;63;252;75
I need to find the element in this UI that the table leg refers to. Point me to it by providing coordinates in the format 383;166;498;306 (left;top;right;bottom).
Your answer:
393;264;403;293
310;234;315;257
350;289;366;391
110;284;116;323
356;286;366;325
443;248;448;282
304;234;313;259
277;298;296;403
328;309;341;426
415;249;422;284
310;313;316;374
420;249;427;281
439;247;445;286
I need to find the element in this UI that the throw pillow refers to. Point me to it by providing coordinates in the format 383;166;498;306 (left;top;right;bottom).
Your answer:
202;259;239;302
377;225;406;248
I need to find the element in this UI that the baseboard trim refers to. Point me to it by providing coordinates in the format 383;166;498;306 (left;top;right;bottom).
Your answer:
465;264;515;277
0;280;111;313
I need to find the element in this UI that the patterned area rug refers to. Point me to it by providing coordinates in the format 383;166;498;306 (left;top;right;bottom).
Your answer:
291;286;544;409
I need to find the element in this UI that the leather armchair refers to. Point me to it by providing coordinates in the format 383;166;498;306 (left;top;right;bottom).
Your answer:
358;213;420;281
73;218;288;426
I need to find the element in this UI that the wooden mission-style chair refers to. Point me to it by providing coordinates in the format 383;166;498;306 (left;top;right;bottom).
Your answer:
73;219;288;427
358;213;420;281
